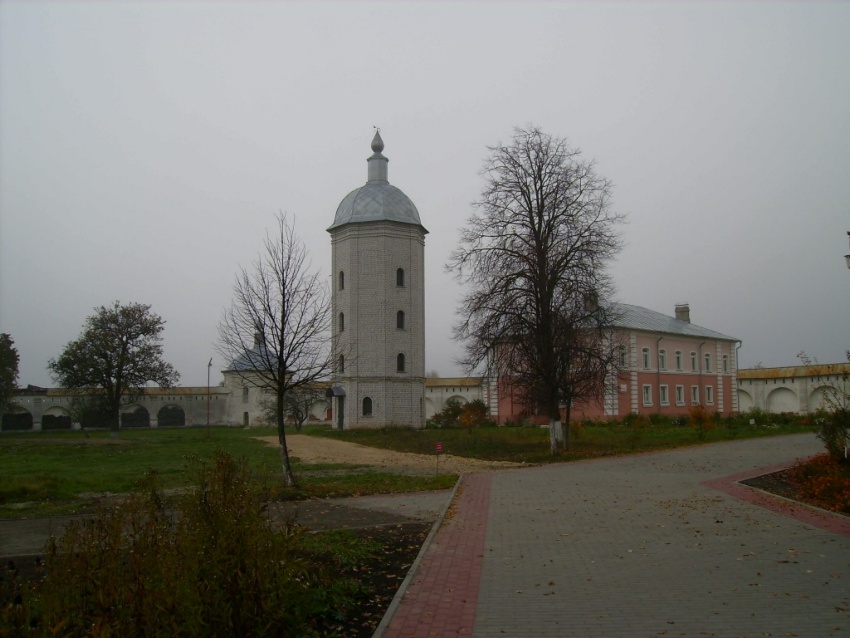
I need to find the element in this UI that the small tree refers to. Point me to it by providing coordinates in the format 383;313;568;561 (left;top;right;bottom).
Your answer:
218;212;334;487
0;333;19;414
48;303;179;433
428;397;465;428
459;399;490;431
799;351;850;463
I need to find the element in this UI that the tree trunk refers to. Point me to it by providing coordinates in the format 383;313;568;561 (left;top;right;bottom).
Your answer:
277;390;296;487
562;401;573;451
547;398;564;455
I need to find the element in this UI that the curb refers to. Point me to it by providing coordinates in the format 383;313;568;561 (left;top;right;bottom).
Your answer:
371;474;464;638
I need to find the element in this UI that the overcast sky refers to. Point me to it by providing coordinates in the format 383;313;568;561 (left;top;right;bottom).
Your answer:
1;1;848;388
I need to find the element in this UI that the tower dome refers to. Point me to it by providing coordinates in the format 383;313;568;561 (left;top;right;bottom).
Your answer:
328;131;427;232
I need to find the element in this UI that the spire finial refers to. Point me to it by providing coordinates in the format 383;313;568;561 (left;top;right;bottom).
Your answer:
371;128;384;154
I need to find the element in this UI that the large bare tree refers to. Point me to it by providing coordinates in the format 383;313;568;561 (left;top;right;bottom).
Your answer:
48;302;179;434
218;212;333;486
448;126;624;454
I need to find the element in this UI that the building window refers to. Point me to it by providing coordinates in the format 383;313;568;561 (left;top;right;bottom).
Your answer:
642;348;651;370
704;353;711;372
339;355;344;373
675;385;684;406
396;268;405;287
362;397;373;417
618;345;628;368
691;386;699;404
690;352;697;372
339;271;344;290
658;349;667;371
339;312;344;332
660;385;669;406
722;355;729;373
675;351;682;371
397;353;406;372
397;310;405;330
706;385;714;405
642;384;652;406
242;386;249;403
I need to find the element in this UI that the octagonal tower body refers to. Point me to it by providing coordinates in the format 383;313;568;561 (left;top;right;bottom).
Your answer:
328;132;427;428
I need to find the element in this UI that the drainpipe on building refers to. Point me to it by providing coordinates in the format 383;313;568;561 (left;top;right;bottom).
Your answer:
656;336;663;415
698;341;706;405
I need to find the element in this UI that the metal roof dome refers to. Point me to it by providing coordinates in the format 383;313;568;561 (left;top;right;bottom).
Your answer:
328;131;427;232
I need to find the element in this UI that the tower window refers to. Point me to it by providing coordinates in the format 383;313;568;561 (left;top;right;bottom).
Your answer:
339;312;344;332
339;271;344;290
396;268;405;287
397;310;405;330
339;355;344;373
397;353;406;372
362;397;373;417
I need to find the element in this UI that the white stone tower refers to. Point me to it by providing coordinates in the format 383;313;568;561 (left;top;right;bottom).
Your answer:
327;131;427;428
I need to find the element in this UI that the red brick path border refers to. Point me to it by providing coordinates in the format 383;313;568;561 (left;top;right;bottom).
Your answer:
383;473;492;637
702;461;850;539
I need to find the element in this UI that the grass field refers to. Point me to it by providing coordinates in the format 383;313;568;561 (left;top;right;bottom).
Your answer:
1;420;811;518
0;427;455;517
308;420;810;464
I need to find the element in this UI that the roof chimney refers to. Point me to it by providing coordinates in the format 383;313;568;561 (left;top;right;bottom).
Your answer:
674;304;690;323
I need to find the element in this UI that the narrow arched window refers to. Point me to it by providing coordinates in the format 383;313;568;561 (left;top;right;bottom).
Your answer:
339;271;345;290
396;310;405;330
339;355;344;373
362;397;373;416
396;268;405;287
397;353;405;372
339;312;344;332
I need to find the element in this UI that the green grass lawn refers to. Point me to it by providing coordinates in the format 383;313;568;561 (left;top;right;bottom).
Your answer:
1;420;811;518
0;427;456;517
307;420;811;464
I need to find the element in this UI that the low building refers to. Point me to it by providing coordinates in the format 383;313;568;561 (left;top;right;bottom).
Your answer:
495;303;741;423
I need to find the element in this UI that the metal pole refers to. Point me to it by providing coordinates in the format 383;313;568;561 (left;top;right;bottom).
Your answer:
207;358;212;438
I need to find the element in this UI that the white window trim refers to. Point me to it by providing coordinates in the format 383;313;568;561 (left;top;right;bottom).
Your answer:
660;384;669;406
675;385;685;406
705;385;714;405
642;348;651;370
642;384;653;406
690;385;700;405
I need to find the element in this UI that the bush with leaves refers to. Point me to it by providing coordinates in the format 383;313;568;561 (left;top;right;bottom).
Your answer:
688;404;713;441
799;351;850;463
427;397;465;428
3;452;370;637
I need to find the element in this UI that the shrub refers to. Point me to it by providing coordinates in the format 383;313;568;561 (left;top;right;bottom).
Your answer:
459;399;490;431
428;397;465;428
688;404;713;441
622;412;650;449
3;452;369;637
789;453;850;514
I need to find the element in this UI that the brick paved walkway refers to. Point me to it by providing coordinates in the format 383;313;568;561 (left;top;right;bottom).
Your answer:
382;434;850;637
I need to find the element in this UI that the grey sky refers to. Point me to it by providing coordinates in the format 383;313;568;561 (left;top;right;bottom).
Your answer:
1;2;848;388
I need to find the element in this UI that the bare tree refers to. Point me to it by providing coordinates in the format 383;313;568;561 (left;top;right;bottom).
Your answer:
218;212;334;486
448;126;624;454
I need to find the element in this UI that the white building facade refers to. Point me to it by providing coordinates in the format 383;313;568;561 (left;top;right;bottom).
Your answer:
327;132;428;428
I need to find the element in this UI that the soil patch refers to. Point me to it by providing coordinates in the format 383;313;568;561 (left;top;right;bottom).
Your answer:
260;433;525;475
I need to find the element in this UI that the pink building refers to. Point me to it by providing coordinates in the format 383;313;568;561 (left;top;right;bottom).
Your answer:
496;303;740;423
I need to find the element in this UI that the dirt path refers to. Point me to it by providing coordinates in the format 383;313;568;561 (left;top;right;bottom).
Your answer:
257;434;525;475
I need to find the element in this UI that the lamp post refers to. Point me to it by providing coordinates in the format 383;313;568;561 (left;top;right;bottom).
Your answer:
206;358;213;439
